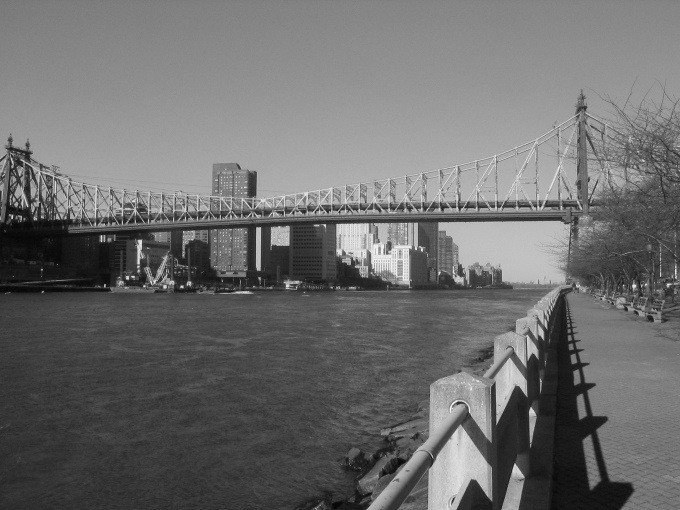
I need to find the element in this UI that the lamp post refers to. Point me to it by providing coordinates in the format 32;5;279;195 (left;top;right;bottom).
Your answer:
646;243;655;298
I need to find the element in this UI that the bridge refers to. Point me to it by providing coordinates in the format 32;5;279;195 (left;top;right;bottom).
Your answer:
1;95;615;237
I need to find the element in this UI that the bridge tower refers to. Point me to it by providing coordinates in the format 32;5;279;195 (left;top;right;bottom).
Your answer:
1;135;34;226
576;90;589;216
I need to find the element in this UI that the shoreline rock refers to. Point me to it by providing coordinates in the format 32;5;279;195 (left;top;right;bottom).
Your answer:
299;343;498;509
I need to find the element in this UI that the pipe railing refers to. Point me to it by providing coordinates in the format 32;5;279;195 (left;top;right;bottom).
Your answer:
367;286;571;510
369;402;469;510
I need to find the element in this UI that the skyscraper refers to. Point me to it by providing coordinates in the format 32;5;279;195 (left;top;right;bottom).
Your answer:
210;163;257;275
289;224;337;282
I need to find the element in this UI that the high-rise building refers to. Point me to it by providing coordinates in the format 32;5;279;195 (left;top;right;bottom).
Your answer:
437;231;454;275
289;224;337;282
210;163;257;276
387;222;438;282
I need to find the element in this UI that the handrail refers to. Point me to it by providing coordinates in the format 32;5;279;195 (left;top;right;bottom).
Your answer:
368;402;469;510
483;345;514;379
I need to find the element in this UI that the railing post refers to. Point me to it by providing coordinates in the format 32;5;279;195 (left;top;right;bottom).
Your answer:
516;316;541;418
428;372;497;510
494;332;530;478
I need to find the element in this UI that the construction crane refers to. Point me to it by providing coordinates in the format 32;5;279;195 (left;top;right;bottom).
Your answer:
144;252;172;286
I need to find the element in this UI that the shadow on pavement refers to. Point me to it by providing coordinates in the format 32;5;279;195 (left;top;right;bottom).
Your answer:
551;301;633;509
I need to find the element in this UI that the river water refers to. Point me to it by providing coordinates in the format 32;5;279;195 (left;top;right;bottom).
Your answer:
0;288;548;509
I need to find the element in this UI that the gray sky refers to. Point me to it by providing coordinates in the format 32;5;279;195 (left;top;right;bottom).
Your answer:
2;0;679;282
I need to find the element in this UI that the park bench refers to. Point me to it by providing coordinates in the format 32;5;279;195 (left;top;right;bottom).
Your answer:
646;298;666;323
632;297;648;316
621;295;638;312
605;291;619;305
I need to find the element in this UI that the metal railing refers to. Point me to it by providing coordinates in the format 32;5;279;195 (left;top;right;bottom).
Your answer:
368;286;570;510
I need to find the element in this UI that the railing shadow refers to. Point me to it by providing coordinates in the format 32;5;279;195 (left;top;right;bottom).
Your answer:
551;301;633;509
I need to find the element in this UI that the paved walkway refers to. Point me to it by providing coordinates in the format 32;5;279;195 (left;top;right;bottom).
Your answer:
552;293;680;509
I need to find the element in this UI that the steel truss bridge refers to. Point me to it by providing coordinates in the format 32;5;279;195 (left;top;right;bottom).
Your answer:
1;96;615;238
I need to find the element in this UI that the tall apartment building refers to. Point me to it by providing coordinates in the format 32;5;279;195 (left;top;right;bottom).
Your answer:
289;224;337;282
210;163;257;276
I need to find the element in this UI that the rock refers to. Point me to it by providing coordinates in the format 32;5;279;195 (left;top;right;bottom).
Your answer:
344;447;371;471
356;454;399;496
381;417;428;438
295;495;333;510
332;502;364;510
371;472;396;501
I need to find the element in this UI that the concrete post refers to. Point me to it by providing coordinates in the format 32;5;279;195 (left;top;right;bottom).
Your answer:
494;332;530;477
428;372;497;510
516;315;541;414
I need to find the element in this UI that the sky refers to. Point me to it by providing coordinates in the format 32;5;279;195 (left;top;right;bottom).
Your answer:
2;0;680;282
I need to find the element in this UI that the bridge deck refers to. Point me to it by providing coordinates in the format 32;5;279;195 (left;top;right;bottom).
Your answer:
553;293;680;509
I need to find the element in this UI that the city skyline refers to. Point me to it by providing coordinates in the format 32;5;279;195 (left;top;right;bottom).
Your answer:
3;1;680;281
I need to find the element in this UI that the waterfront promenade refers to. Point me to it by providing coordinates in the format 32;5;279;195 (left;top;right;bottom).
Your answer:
552;293;680;509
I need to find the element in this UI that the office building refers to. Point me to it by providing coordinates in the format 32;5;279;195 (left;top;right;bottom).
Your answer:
210;163;257;276
289;224;337;282
371;243;429;287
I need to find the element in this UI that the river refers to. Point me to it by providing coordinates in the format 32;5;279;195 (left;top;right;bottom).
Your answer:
0;288;548;509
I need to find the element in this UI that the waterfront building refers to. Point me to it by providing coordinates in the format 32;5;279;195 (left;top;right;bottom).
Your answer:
210;163;257;277
289;224;337;282
371;243;429;287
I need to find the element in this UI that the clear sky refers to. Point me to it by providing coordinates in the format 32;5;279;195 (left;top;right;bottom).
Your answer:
2;1;680;282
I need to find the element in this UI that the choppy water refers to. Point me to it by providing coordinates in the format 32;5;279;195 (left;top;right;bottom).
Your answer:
0;289;547;509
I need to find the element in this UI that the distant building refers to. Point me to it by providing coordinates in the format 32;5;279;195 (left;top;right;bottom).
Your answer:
271;226;290;246
467;262;503;288
210;163;257;276
185;239;210;276
386;222;438;282
267;245;290;282
182;230;210;259
371;243;429;288
152;231;183;259
337;223;377;276
337;223;378;254
437;231;454;275
289;224;337;282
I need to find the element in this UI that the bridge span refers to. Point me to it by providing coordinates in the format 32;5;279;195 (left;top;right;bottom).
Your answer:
2;95;614;238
